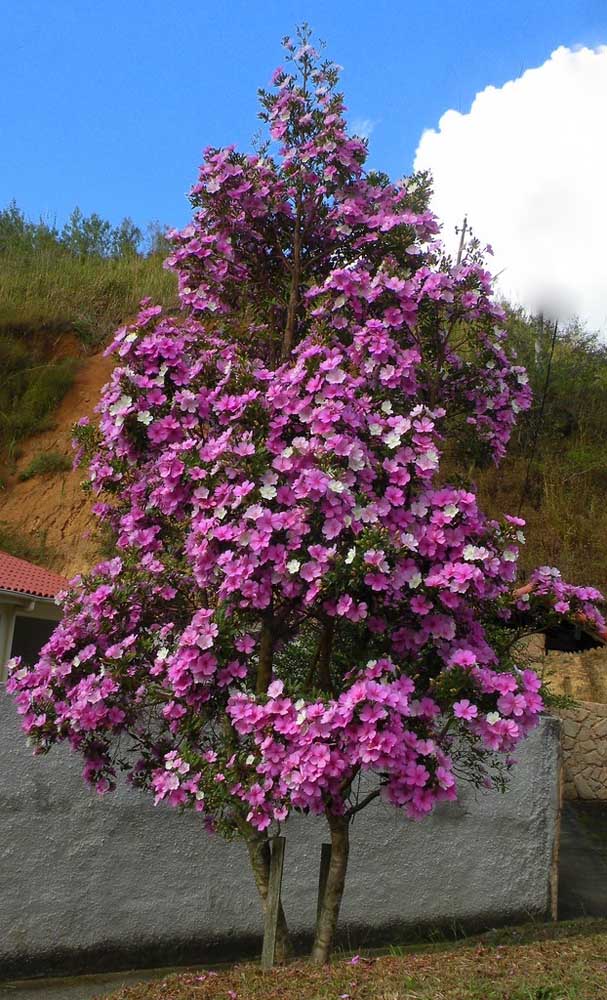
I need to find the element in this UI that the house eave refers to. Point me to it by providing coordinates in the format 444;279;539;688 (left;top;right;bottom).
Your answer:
0;588;60;607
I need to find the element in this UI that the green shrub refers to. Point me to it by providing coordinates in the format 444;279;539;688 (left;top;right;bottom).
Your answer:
0;201;177;458
0;521;52;564
0;357;78;451
18;451;72;481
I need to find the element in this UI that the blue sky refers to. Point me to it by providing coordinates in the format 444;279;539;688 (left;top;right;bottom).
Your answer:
3;1;606;231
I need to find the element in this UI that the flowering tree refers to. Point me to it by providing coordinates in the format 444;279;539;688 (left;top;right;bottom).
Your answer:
9;31;606;964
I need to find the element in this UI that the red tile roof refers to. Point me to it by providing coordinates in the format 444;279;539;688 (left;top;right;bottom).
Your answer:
0;550;68;600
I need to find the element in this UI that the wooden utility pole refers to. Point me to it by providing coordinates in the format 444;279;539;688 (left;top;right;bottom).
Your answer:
316;843;332;929
261;836;286;970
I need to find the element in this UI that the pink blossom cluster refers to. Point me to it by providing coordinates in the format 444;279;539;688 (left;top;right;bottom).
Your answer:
7;38;604;834
513;564;607;637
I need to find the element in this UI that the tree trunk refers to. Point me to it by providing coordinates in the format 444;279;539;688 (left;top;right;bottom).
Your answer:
246;832;292;962
310;812;350;964
281;199;302;361
256;619;274;696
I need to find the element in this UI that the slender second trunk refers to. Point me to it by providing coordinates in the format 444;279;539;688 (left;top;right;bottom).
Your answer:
281;199;302;361
246;831;292;962
310;812;350;964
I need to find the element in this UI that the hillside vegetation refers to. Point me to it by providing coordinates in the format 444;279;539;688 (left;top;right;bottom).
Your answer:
0;200;605;587
0;203;177;571
0;202;177;459
476;312;607;588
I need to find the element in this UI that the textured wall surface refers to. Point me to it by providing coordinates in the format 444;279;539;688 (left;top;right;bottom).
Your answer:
0;691;561;978
559;702;607;800
541;649;607;703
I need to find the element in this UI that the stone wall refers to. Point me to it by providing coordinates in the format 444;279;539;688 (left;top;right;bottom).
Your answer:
559;701;607;800
0;690;561;978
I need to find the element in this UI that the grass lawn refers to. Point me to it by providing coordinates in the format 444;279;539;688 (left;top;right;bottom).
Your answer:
104;919;607;1000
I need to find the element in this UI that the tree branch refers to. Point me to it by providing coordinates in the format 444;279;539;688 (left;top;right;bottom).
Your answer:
345;788;380;818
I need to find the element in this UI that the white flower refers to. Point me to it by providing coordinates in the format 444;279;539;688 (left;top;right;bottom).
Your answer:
345;547;356;564
178;391;197;413
444;504;459;519
245;504;263;521
245;754;256;766
401;533;418;550
287;559;301;574
109;394;133;417
408;572;422;589
503;548;517;562
381;400;393;414
281;446;294;458
195;790;206;800
383;431;401;449
137;410;153;425
154;363;168;386
328;479;346;493
369;423;383;436
260;484;277;500
348;448;365;471
416;448;439;470
486;712;501;726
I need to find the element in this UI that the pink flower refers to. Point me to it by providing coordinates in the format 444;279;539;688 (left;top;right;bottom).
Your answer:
453;699;478;721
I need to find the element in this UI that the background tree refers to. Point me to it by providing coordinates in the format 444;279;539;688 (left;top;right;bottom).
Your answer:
9;29;606;964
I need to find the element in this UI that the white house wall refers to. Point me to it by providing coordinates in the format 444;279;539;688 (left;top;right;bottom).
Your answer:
0;691;562;979
0;597;62;681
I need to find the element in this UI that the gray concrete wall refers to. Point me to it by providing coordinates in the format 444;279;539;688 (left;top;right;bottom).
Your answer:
0;689;561;978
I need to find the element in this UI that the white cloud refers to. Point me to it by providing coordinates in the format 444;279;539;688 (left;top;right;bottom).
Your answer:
414;45;607;335
351;117;376;140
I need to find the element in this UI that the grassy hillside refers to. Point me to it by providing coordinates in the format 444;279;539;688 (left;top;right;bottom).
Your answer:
476;312;607;589
0;203;177;464
0;201;606;588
